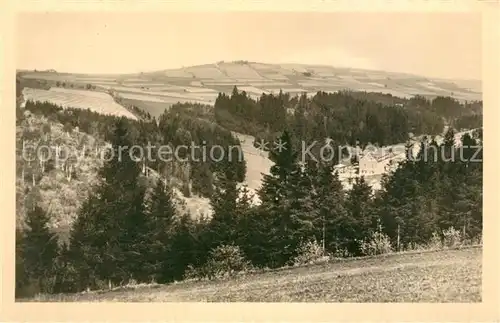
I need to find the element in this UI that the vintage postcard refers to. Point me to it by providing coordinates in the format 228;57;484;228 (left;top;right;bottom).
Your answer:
1;0;498;322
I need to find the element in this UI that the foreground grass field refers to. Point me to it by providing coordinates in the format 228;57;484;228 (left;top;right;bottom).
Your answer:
30;247;481;302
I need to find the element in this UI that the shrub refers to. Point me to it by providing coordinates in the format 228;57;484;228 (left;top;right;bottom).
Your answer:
442;227;462;248
183;264;204;281
292;239;328;266
427;231;443;250
405;242;427;252
359;231;393;256
471;234;483;246
331;247;352;259
185;244;252;280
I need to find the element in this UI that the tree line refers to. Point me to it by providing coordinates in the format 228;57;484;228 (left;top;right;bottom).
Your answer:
215;87;481;149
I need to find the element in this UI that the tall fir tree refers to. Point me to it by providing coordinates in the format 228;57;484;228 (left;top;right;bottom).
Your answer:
343;176;374;255
145;177;178;283
19;205;59;294
69;117;147;288
312;161;347;253
168;213;200;281
208;167;240;249
15;229;29;297
257;130;314;266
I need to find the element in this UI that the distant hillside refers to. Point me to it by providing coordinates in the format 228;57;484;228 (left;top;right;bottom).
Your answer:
18;61;482;110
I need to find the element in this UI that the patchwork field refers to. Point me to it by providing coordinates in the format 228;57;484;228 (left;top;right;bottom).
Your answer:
22;87;138;120
28;247;481;302
19;62;481;115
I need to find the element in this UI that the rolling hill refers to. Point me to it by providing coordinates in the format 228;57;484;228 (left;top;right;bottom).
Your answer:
18;61;481;118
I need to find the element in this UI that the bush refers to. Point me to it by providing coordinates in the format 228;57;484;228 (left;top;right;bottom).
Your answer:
292;239;328;266
185;244;252;280
427;231;443;250
183;264;202;281
471;234;483;246
331;247;352;259
405;242;427;252
359;231;393;256
406;228;467;252
442;227;462;248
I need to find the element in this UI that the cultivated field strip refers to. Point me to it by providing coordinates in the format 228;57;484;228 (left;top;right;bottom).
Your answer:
185;65;227;79
23;87;138;120
117;92;214;105
239;86;270;95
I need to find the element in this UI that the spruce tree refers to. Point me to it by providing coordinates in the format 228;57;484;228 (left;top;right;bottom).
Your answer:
343;176;374;255
15;229;29;297
20;205;59;294
257;130;310;266
285;159;317;254
314;161;347;253
378;158;428;248
147;177;178;283
169;213;198;281
69;117;147;288
69;194;104;290
208;167;240;248
233;184;255;248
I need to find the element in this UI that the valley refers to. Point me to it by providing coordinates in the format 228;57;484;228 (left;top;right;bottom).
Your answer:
15;61;483;300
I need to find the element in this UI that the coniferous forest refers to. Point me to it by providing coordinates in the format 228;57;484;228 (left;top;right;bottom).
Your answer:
15;85;483;297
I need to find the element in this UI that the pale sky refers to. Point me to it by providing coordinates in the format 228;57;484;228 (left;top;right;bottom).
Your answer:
16;12;482;80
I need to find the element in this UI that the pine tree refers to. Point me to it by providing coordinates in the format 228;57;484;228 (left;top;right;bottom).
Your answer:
378;159;426;247
15;229;29;297
147;177;177;283
343;176;374;255
285;159;317;253
441;127;457;168
257;130;313;266
20;205;59;294
69;194;103;290
208;167;240;248
313;161;347;253
69;118;148;288
169;213;199;281
233;185;254;247
437;133;482;240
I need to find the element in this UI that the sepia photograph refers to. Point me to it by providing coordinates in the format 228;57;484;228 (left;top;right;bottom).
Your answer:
1;0;499;321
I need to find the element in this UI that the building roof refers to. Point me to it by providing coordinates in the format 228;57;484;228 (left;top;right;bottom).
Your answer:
360;150;399;163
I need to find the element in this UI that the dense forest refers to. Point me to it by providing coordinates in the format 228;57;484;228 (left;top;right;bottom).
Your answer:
15;84;483;297
215;87;482;149
20;100;246;199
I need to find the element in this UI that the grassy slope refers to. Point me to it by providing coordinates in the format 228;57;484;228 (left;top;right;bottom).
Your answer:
30;247;481;302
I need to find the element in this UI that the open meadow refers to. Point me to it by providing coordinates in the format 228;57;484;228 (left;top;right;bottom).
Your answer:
26;247;482;302
22;87;138;120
